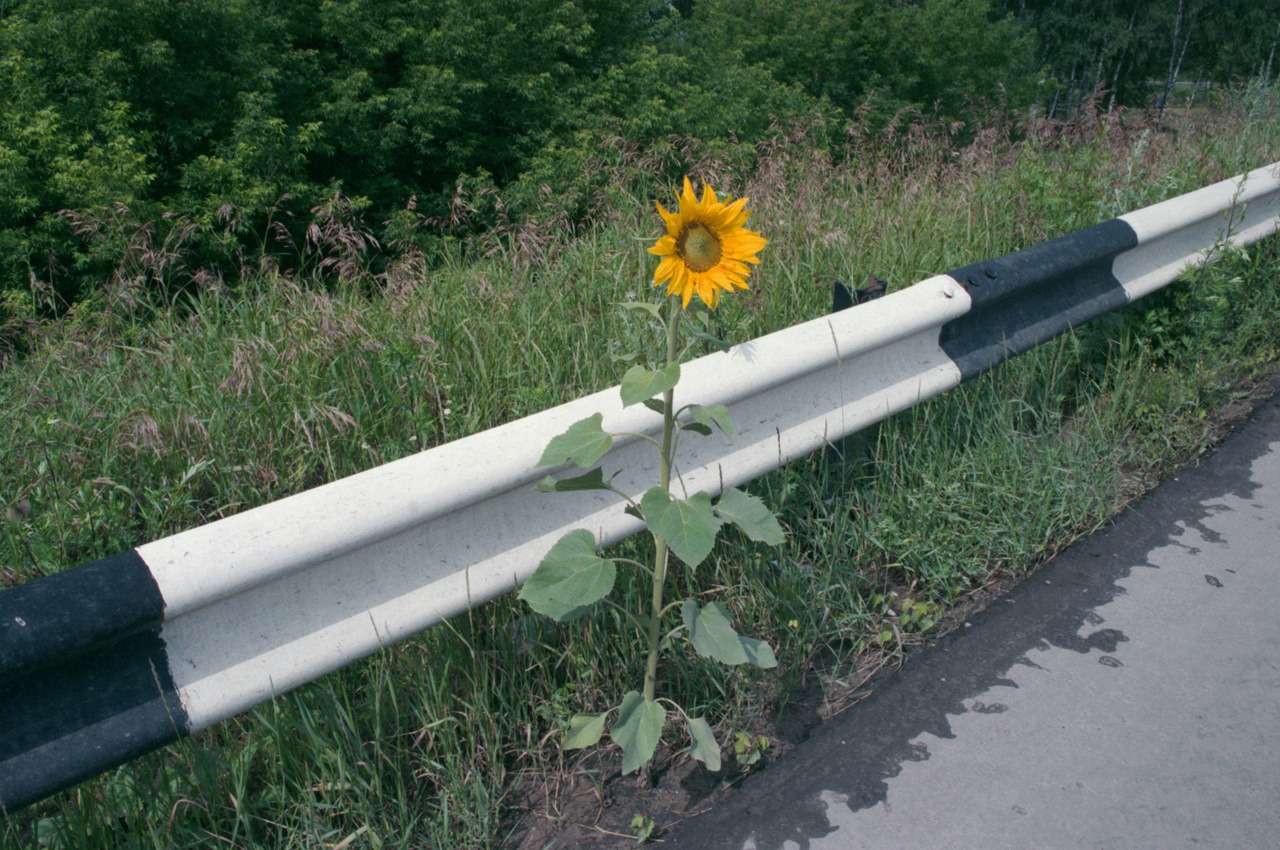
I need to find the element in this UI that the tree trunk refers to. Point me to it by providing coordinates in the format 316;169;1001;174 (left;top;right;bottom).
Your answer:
1158;0;1184;127
1108;55;1125;113
1066;59;1079;119
1108;7;1139;113
1172;20;1193;88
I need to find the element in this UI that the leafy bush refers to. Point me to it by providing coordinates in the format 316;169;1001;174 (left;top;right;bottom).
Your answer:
505;45;830;222
0;0;1044;319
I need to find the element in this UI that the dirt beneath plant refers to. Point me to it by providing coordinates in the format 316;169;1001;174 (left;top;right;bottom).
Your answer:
504;366;1280;850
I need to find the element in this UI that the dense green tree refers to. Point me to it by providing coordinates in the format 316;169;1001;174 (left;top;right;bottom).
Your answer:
1000;0;1280;115
688;0;1039;124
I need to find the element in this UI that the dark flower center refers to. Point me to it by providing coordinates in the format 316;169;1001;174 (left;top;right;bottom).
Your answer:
678;222;722;273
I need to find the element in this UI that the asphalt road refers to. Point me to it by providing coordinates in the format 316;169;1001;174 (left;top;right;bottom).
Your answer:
665;391;1280;850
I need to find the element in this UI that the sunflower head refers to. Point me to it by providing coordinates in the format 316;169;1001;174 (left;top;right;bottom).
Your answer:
648;177;766;309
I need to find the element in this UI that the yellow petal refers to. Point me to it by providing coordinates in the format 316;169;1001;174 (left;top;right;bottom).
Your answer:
700;279;722;308
680;176;699;218
716;196;749;228
654;255;678;283
723;230;767;258
656;202;681;236
671;264;688;297
647;235;676;256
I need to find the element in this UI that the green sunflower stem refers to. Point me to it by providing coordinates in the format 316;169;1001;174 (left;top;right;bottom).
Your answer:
642;297;681;705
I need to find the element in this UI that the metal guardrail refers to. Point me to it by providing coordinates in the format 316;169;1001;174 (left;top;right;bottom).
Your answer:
3;162;1278;811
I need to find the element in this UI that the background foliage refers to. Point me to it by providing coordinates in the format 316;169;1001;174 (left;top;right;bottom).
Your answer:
4;0;1277;326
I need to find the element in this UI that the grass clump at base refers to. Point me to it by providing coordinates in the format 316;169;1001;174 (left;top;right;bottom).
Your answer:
3;97;1280;848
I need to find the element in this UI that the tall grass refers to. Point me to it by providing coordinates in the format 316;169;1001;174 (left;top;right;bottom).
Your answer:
3;91;1280;847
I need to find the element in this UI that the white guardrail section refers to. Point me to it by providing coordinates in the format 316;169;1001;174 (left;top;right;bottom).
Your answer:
1;161;1277;810
1117;162;1280;299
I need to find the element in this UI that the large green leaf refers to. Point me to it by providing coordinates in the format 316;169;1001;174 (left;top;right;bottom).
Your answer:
640;488;722;567
682;600;749;665
681;600;778;668
611;691;666;775
518;530;615;621
564;713;607;750
687;404;736;439
714;487;785;545
535;467;610;493
739;636;779;669
686;717;722;772
537;414;613;468
620;363;680;407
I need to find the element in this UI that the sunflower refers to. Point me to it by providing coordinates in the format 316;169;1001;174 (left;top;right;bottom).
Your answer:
648;177;767;309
